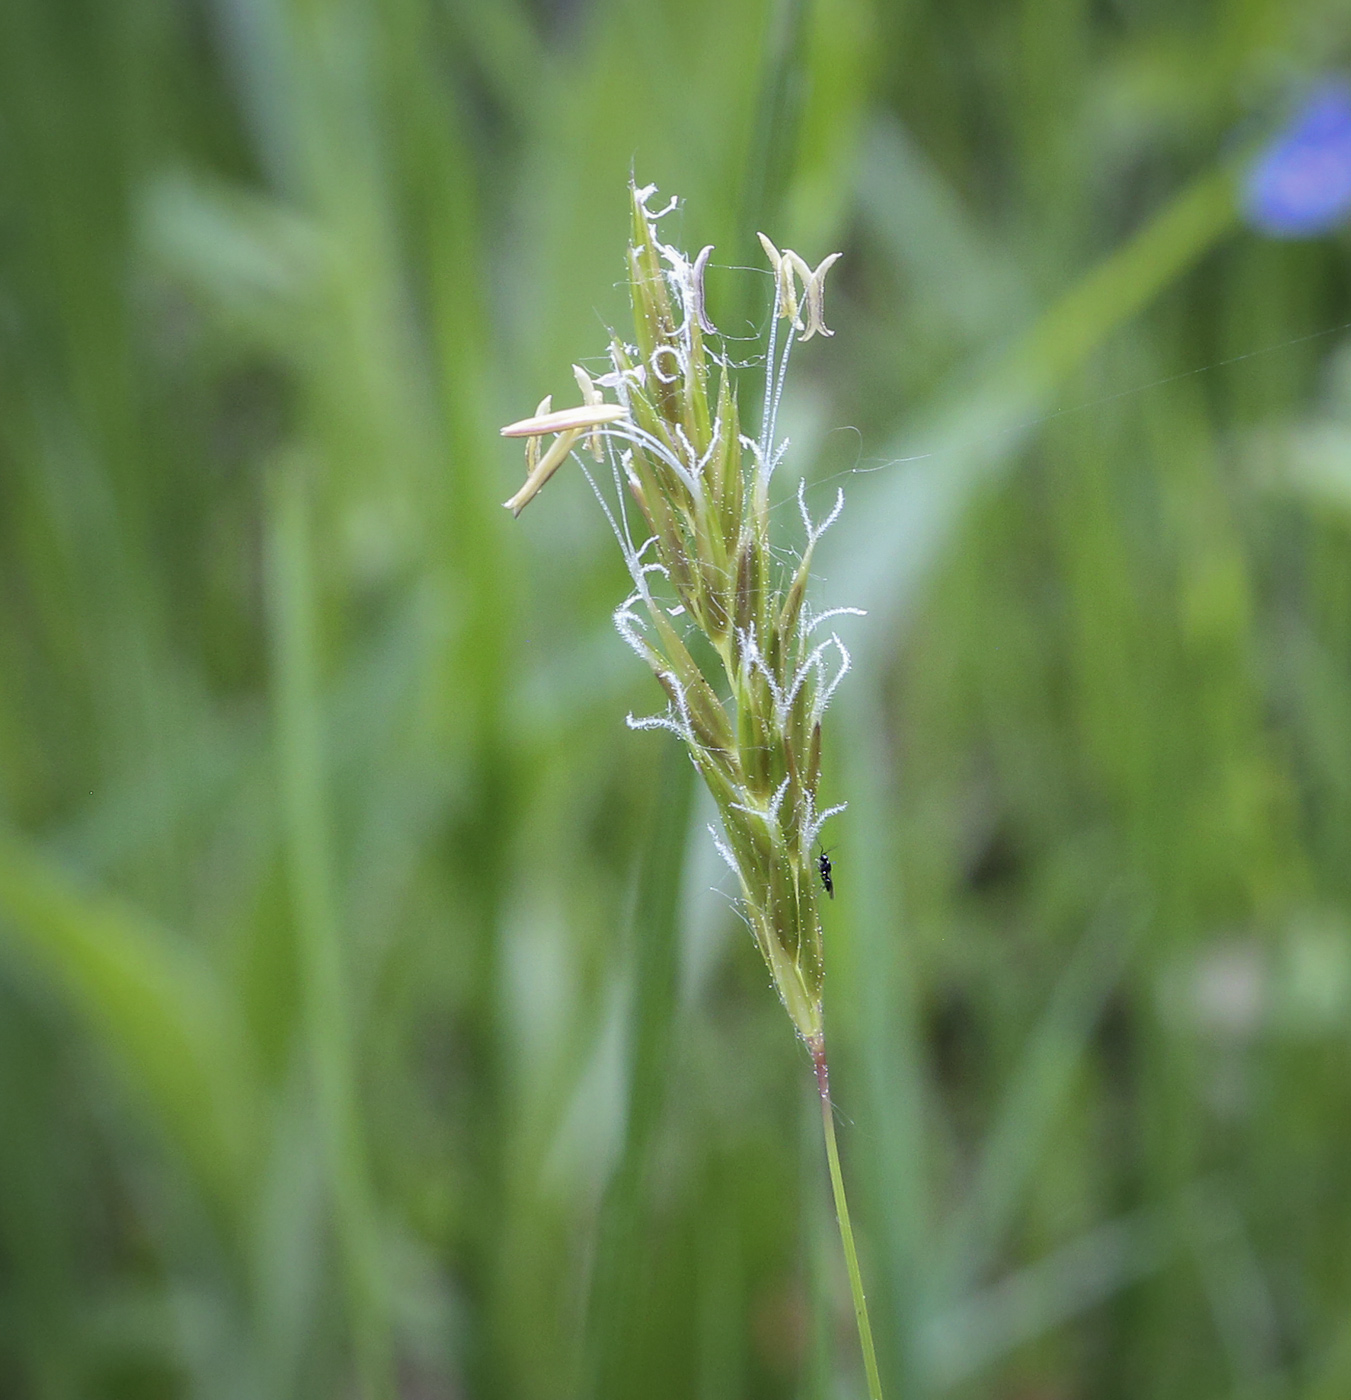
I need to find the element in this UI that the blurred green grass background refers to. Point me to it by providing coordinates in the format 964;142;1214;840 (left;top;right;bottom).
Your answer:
3;0;1351;1396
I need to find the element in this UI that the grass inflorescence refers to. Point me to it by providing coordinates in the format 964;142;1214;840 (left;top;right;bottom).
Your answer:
503;182;856;1043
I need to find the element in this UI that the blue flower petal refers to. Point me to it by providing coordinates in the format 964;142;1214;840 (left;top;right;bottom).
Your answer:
1244;82;1351;239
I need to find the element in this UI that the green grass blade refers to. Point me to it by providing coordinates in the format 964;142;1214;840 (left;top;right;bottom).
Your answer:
265;464;391;1399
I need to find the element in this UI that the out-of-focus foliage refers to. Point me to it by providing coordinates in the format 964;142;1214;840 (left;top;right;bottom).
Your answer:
2;1;1351;1398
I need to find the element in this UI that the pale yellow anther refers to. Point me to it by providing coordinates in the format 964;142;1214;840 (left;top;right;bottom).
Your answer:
790;251;842;342
503;429;582;516
524;395;550;478
757;233;800;328
500;402;627;438
691;245;716;334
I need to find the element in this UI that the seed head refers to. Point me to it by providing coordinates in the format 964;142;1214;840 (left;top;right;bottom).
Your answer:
502;183;856;1042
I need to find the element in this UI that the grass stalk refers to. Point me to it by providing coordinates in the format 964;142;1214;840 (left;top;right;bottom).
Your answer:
811;1033;884;1400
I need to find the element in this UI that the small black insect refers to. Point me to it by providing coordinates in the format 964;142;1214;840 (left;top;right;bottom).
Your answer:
817;846;835;899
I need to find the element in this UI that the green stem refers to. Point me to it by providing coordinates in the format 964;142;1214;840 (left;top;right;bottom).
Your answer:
811;1033;884;1400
